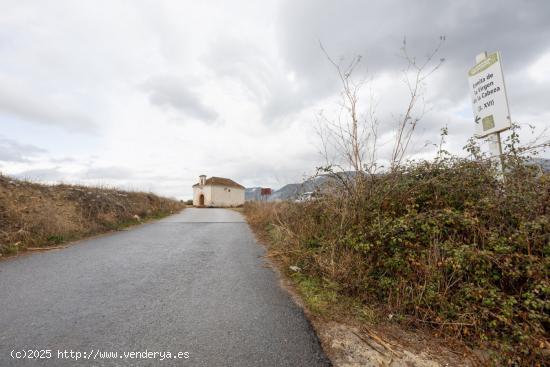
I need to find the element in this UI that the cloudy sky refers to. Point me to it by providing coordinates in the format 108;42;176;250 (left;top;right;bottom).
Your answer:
1;0;549;198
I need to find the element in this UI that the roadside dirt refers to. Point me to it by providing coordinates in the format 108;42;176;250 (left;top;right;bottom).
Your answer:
273;272;479;367
248;229;482;367
316;321;477;367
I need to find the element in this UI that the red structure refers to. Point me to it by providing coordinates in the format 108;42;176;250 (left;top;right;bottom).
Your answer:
259;188;272;201
260;188;272;196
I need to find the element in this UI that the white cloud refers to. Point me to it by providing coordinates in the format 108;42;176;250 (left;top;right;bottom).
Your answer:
528;51;550;83
0;136;46;162
0;74;97;132
0;0;549;199
143;75;218;122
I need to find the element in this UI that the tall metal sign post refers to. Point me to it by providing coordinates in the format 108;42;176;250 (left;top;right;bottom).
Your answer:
468;51;512;174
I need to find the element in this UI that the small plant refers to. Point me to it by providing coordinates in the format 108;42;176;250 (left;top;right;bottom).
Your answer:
46;235;65;245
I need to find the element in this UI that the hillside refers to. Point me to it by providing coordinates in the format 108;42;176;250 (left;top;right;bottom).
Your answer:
0;174;184;256
245;175;333;202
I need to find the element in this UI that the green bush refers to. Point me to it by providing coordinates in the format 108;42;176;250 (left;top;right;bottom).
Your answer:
245;157;550;365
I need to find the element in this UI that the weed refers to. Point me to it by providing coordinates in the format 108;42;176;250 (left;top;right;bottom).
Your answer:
46;235;65;245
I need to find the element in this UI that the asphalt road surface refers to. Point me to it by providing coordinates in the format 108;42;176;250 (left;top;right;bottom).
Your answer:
0;209;331;366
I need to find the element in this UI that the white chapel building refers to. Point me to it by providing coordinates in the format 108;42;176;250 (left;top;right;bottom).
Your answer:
192;175;245;207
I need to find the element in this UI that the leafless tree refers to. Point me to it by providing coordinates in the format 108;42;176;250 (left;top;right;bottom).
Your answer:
390;37;445;168
317;38;445;176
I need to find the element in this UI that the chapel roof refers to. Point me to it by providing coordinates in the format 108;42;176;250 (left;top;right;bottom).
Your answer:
192;176;245;189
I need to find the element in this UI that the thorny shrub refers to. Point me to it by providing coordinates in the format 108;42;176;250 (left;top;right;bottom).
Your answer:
245;156;549;366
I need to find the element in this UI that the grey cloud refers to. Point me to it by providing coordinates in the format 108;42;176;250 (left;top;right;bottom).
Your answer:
143;76;218;122
276;0;550;114
13;167;65;181
2;1;548;198
202;37;335;124
0;137;46;162
275;0;550;155
224;149;323;189
49;156;76;163
81;166;135;180
0;84;96;132
279;0;550;77
202;38;271;99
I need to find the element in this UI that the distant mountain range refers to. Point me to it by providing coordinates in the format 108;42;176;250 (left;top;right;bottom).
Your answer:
245;172;355;201
246;158;550;202
245;177;326;202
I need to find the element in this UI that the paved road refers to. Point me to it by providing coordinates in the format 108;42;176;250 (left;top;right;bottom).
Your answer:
0;209;330;366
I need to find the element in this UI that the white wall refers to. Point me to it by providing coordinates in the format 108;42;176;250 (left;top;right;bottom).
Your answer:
193;185;212;206
210;185;245;207
193;185;244;207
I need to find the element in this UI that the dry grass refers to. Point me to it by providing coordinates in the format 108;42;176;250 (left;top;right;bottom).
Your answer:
0;174;184;256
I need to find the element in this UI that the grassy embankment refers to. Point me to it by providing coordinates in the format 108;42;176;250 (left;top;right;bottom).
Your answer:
0;174;184;256
244;157;549;366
